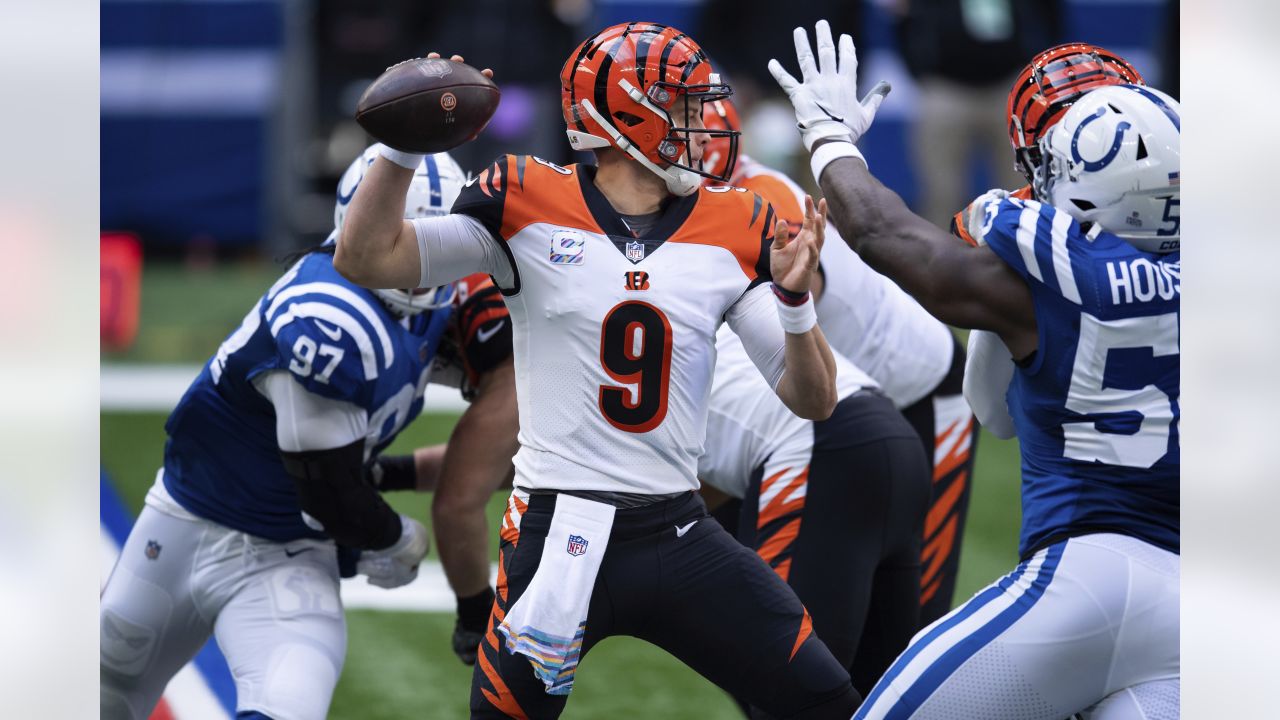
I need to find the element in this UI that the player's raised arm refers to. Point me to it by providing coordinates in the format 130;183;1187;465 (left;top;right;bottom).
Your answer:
333;150;424;288
769;21;1037;358
730;196;838;421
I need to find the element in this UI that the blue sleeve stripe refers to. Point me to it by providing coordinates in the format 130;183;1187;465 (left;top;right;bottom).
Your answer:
1048;208;1083;304
1014;204;1045;281
268;302;380;380
264;282;395;369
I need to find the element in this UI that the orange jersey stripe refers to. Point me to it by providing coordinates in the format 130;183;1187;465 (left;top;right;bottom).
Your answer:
668;187;773;282
477;643;528;719
921;513;959;588
934;420;975;480
773;557;793;584
499;157;603;241
790;608;814;661
758;517;803;566
925;470;968;537
758;467;809;529
739;173;804;228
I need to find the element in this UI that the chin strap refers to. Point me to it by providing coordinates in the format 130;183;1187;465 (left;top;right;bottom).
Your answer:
577;97;701;197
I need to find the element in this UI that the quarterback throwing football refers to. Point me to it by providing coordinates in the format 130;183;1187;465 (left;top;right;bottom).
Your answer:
337;24;862;720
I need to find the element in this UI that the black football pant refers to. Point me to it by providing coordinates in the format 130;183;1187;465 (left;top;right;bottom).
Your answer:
470;490;858;719
729;391;931;700
900;337;979;628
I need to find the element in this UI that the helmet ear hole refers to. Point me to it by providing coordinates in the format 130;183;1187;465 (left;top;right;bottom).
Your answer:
1072;199;1097;212
1135;136;1149;160
613;111;645;128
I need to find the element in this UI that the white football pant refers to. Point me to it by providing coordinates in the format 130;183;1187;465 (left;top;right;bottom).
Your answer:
100;485;346;720
854;533;1179;720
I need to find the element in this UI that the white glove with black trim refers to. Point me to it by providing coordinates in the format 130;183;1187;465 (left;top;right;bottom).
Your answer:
963;188;1012;246
357;514;430;589
768;20;890;150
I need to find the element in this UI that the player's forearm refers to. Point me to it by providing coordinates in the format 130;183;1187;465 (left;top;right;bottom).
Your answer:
431;363;519;595
334;156;416;287
776;325;837;420
817;155;938;290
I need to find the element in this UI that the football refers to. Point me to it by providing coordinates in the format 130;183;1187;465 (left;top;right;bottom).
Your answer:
355;57;501;154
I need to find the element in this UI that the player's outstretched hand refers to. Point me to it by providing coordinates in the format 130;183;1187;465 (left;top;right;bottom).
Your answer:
424;52;493;79
768;20;890;149
357;515;430;589
770;195;827;294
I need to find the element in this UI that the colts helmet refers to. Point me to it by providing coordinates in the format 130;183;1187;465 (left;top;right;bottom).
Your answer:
560;22;739;196
701;97;743;184
334;143;467;315
1036;85;1180;253
1008;43;1145;184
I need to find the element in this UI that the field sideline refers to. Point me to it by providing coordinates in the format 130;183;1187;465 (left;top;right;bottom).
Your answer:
102;408;1022;719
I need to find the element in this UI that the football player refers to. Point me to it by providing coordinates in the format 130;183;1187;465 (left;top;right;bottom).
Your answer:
704;98;978;629
335;25;863;719
771;22;1179;718
99;145;517;720
952;44;1146;441
699;327;930;701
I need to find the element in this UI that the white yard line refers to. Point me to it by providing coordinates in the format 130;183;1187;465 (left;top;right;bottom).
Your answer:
101;364;469;413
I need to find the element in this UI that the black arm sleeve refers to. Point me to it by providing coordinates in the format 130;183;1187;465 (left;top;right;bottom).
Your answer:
280;439;402;550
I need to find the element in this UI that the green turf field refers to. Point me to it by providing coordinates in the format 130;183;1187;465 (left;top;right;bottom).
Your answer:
101;410;1021;719
102;261;1023;718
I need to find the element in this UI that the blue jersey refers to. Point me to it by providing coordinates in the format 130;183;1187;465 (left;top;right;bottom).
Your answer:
162;251;452;542
980;198;1179;557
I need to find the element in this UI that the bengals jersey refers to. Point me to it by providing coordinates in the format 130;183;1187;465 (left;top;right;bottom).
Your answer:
730;155;954;409
441;154;789;495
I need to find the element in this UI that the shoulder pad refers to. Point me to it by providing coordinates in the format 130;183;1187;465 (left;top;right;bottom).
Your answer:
264;285;397;403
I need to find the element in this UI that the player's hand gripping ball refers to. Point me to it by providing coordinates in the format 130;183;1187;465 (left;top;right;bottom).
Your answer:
356;54;500;154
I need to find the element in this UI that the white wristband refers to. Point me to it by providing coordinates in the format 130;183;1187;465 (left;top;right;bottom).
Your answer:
380;145;426;170
810;141;866;184
775;294;818;335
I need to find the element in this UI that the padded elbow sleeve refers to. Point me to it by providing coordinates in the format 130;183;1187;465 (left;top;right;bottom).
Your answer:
280;440;402;550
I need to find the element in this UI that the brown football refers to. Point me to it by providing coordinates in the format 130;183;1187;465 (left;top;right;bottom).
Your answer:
355;58;501;154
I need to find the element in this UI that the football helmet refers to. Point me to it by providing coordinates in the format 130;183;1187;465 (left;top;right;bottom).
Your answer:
1036;85;1180;253
334;143;466;314
1008;43;1145;184
560;22;739;196
701;97;742;184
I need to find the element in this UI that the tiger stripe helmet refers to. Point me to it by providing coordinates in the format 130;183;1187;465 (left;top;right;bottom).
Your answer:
1007;43;1145;184
561;22;739;196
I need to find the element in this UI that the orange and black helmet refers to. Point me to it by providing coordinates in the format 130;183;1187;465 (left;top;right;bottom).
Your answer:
561;22;739;195
701;97;743;184
1007;43;1145;183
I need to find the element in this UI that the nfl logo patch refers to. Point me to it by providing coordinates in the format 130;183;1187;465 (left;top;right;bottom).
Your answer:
145;540;162;561
625;241;645;263
566;534;589;557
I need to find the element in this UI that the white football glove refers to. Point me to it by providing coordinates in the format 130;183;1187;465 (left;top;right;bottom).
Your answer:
357;514;430;589
768;20;890;150
963;188;1012;246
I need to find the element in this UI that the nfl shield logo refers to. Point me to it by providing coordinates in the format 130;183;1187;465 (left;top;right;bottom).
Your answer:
566;534;589;557
625;241;645;263
145;540;162;561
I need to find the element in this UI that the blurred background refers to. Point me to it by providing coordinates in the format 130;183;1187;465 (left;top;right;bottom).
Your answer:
98;1;1178;718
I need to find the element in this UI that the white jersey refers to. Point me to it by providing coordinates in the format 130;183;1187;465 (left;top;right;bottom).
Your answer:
698;326;876;499
432;155;796;496
730;156;955;408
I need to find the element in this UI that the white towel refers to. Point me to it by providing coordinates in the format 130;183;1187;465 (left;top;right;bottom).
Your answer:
497;494;616;695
